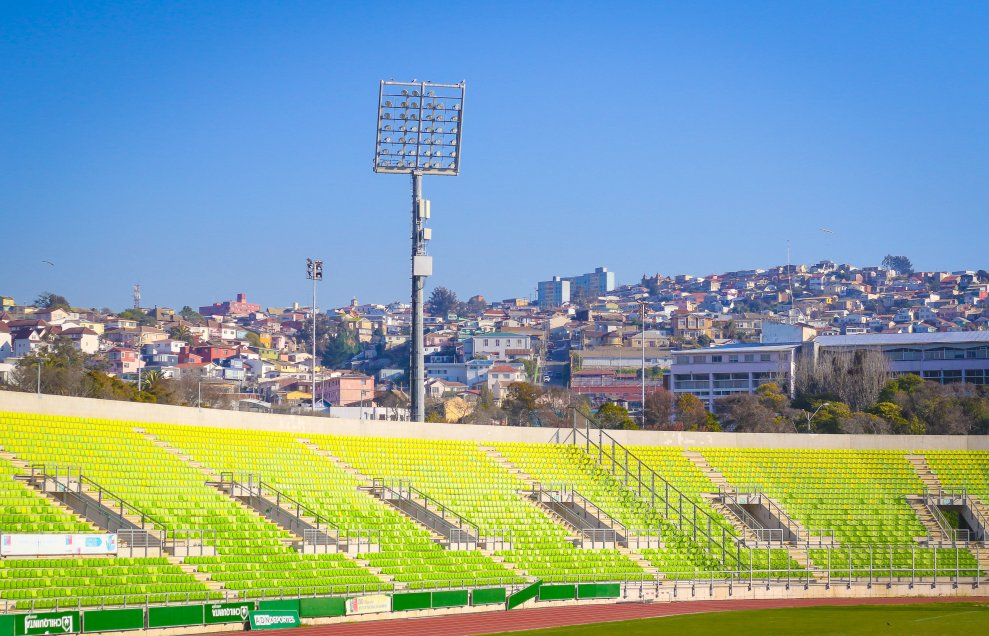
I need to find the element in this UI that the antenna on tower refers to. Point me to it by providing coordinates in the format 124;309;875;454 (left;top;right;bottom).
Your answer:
133;284;141;310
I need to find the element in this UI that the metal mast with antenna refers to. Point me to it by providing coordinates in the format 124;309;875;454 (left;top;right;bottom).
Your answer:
133;284;141;310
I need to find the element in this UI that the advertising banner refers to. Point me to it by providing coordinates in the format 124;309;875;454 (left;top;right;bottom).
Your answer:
247;611;300;630
16;611;80;636
345;594;391;616
1;534;117;557
204;602;254;625
81;609;144;633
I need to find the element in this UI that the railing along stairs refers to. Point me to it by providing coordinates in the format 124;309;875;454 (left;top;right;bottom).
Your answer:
212;472;378;553
924;488;988;544
20;465;165;549
526;483;629;548
368;478;490;548
555;409;744;569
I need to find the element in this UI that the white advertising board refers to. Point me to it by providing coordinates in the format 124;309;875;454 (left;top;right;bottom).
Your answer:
345;594;391;616
0;534;118;556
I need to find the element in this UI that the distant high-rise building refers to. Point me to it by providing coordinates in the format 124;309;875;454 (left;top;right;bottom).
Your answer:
537;267;615;307
537;277;570;308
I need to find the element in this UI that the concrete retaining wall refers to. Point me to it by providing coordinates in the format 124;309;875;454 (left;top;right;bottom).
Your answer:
1;390;987;450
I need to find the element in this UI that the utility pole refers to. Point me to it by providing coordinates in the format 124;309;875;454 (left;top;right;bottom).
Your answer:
639;299;647;427
306;258;323;413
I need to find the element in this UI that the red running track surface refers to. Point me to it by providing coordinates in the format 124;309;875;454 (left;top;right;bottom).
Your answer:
222;595;989;636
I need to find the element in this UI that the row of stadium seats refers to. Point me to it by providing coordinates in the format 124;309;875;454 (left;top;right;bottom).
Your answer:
0;557;220;609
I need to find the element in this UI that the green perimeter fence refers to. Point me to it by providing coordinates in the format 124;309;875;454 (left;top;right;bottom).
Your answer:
0;586;516;635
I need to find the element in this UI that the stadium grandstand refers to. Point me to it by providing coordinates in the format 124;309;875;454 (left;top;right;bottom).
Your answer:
0;389;986;634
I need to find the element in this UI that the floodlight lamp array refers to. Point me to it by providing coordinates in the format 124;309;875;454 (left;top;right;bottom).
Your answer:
374;80;465;175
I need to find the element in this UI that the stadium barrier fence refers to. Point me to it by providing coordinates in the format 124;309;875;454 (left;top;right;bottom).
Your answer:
0;545;984;616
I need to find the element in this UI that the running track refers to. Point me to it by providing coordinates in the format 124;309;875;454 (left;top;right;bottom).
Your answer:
222;596;989;635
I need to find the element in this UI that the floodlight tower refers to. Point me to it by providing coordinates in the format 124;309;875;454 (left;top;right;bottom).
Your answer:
373;80;466;422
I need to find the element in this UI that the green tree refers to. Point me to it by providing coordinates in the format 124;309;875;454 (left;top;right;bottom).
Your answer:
719;394;781;432
697;334;713;347
179;306;205;325
643;388;674;429
323;327;360;369
117;308;155;326
501;382;542;426
465;295;487;314
813;402;853;434
169;325;195;345
866;401;913;434
881;255;914;275
676;393;716;431
596;402;638;430
427;287;459;317
35;292;71;310
518;358;538;382
12;338;86;395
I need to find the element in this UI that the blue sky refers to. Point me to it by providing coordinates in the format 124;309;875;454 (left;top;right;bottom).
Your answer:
2;2;987;311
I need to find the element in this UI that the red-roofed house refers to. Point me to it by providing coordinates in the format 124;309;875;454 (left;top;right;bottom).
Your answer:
486;365;526;402
61;327;99;354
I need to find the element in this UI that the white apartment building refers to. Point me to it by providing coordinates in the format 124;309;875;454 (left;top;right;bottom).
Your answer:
670;343;801;410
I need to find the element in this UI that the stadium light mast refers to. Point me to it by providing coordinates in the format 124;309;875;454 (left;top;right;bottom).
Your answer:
373;79;466;422
306;258;323;412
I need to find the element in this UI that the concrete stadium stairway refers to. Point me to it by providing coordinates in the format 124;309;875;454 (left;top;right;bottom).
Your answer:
906;455;943;492
907;453;989;576
905;454;951;543
304;439;528;585
479;446;661;580
683;450;729;489
301;439;449;549
140;430;299;550
2;449;164;556
167;555;235;596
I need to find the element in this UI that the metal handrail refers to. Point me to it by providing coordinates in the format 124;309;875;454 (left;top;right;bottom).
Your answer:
371;478;481;543
759;492;804;542
224;472;339;533
962;493;989;541
535;488;618;543
716;487;767;537
28;465;166;531
565;409;744;567
161;528;217;556
534;483;629;538
302;527;380;552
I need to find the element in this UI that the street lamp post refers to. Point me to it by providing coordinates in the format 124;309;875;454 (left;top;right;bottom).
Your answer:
806;402;830;433
373;80;466;423
306;258;323;413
